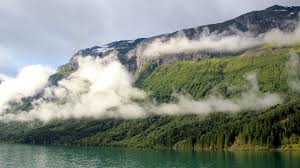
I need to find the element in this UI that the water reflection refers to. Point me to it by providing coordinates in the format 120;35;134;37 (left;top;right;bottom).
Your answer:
0;144;299;168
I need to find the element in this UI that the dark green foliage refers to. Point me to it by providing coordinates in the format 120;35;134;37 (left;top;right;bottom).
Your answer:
134;63;158;86
48;73;63;85
8;98;32;114
0;99;299;150
0;46;300;150
48;62;78;85
138;46;300;102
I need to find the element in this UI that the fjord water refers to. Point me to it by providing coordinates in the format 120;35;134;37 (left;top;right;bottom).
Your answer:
0;144;299;168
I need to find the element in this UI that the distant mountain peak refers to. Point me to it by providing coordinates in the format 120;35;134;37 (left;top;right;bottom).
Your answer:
65;5;300;75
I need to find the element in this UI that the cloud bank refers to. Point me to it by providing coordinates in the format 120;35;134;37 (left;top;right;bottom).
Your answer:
2;21;300;122
0;65;54;113
142;23;300;58
0;54;147;122
154;73;282;115
0;55;282;122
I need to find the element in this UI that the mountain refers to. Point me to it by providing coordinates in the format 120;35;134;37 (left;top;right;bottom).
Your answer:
1;45;300;150
51;5;300;82
1;5;300;150
49;5;300;85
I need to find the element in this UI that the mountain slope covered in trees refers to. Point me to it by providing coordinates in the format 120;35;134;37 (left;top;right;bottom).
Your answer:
1;5;300;150
49;5;300;79
1;45;300;150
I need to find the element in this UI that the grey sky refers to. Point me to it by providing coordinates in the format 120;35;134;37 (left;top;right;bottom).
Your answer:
0;0;299;75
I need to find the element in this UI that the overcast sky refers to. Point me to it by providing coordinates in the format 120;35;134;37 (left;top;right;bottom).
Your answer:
0;0;300;75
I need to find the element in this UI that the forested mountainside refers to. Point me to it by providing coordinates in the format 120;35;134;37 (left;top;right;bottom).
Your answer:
1;5;300;150
1;45;300;150
49;5;300;85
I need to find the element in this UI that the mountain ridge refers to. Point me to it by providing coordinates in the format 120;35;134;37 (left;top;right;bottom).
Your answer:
31;5;300;106
49;5;300;85
1;5;300;150
2;45;300;150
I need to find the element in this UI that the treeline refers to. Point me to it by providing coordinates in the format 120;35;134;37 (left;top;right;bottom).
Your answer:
0;46;300;150
0;98;299;150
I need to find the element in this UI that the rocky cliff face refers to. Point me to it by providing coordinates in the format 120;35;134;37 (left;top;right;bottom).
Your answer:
182;5;300;37
52;5;300;82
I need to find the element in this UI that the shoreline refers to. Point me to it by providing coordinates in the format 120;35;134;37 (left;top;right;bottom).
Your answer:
1;142;300;152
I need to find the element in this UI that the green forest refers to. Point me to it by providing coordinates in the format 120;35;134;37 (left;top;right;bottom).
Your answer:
0;45;300;151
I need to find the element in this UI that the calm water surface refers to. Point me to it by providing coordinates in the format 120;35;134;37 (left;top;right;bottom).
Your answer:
0;144;299;168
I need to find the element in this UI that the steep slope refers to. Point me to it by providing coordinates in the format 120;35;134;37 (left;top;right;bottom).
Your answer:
138;46;300;102
1;5;300;151
178;5;300;37
49;5;300;85
1;45;300;150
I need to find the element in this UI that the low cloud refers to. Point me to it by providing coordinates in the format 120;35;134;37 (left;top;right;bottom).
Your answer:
154;73;282;115
0;55;282;122
0;65;54;113
142;30;260;58
0;54;147;122
141;22;300;59
2;20;300;122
